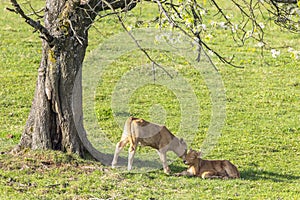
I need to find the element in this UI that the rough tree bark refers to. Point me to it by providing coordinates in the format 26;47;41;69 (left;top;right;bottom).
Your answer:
11;0;136;159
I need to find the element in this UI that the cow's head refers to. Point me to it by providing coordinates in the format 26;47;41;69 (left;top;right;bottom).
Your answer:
178;138;188;159
183;148;201;165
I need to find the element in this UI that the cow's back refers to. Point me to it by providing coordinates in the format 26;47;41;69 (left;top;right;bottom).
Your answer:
131;118;174;150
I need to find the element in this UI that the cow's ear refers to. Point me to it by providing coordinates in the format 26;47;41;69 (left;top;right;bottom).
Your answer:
197;151;202;158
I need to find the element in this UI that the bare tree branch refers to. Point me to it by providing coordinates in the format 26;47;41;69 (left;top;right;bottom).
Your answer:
8;0;55;46
272;0;297;3
117;15;174;78
272;2;300;32
66;19;85;45
28;4;44;19
98;0;174;78
154;0;243;68
86;0;138;13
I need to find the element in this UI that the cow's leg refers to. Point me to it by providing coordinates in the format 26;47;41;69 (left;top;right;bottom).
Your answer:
201;171;221;179
157;150;170;174
174;170;194;177
111;138;128;168
223;161;240;178
127;142;138;171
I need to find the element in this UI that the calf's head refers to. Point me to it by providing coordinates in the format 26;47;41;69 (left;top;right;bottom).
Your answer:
178;138;187;160
183;149;201;165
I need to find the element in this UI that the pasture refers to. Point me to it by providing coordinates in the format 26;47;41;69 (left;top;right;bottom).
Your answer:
0;1;299;199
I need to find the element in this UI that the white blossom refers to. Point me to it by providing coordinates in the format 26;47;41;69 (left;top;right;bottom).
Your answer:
294;52;300;60
288;47;294;52
231;24;239;33
219;22;227;29
258;22;265;29
210;21;217;27
245;31;253;38
199;9;207;15
208;50;214;56
288;48;300;59
205;34;213;40
256;42;265;48
200;24;207;30
271;49;280;58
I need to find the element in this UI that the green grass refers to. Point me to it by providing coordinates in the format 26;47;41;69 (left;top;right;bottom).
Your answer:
1;1;300;199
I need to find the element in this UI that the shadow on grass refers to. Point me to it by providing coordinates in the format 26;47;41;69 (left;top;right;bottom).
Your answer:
170;164;187;173
97;153;300;182
168;165;300;181
103;153;188;174
241;169;300;182
103;153;164;172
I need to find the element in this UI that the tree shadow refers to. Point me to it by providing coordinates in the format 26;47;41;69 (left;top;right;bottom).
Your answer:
240;168;300;182
165;165;300;181
96;152;300;181
169;163;189;173
99;152;165;172
99;152;191;174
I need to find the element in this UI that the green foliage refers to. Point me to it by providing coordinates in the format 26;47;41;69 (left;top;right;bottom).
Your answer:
1;1;300;199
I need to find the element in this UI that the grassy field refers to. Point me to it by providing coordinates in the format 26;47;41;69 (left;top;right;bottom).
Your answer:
1;1;300;199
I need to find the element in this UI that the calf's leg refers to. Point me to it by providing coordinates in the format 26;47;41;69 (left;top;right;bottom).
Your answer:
223;161;240;178
157;150;170;174
174;170;194;177
127;142;138;171
201;171;221;179
111;139;128;168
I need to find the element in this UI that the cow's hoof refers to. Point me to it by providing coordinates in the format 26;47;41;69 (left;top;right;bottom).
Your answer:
164;168;171;175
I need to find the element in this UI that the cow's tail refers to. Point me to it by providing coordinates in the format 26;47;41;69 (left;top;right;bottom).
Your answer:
126;116;136;152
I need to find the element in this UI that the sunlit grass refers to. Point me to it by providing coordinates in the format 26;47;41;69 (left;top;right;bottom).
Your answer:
0;1;299;199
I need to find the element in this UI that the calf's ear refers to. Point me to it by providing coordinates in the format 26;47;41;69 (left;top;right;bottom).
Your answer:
179;138;185;144
197;151;202;158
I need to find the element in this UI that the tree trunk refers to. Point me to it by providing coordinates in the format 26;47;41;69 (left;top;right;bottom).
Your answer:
14;1;92;156
10;0;138;160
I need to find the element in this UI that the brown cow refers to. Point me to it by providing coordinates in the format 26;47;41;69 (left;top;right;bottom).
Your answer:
176;149;240;179
111;117;187;174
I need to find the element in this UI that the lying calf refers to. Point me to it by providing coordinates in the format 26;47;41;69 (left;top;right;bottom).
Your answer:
176;149;240;179
111;117;187;174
